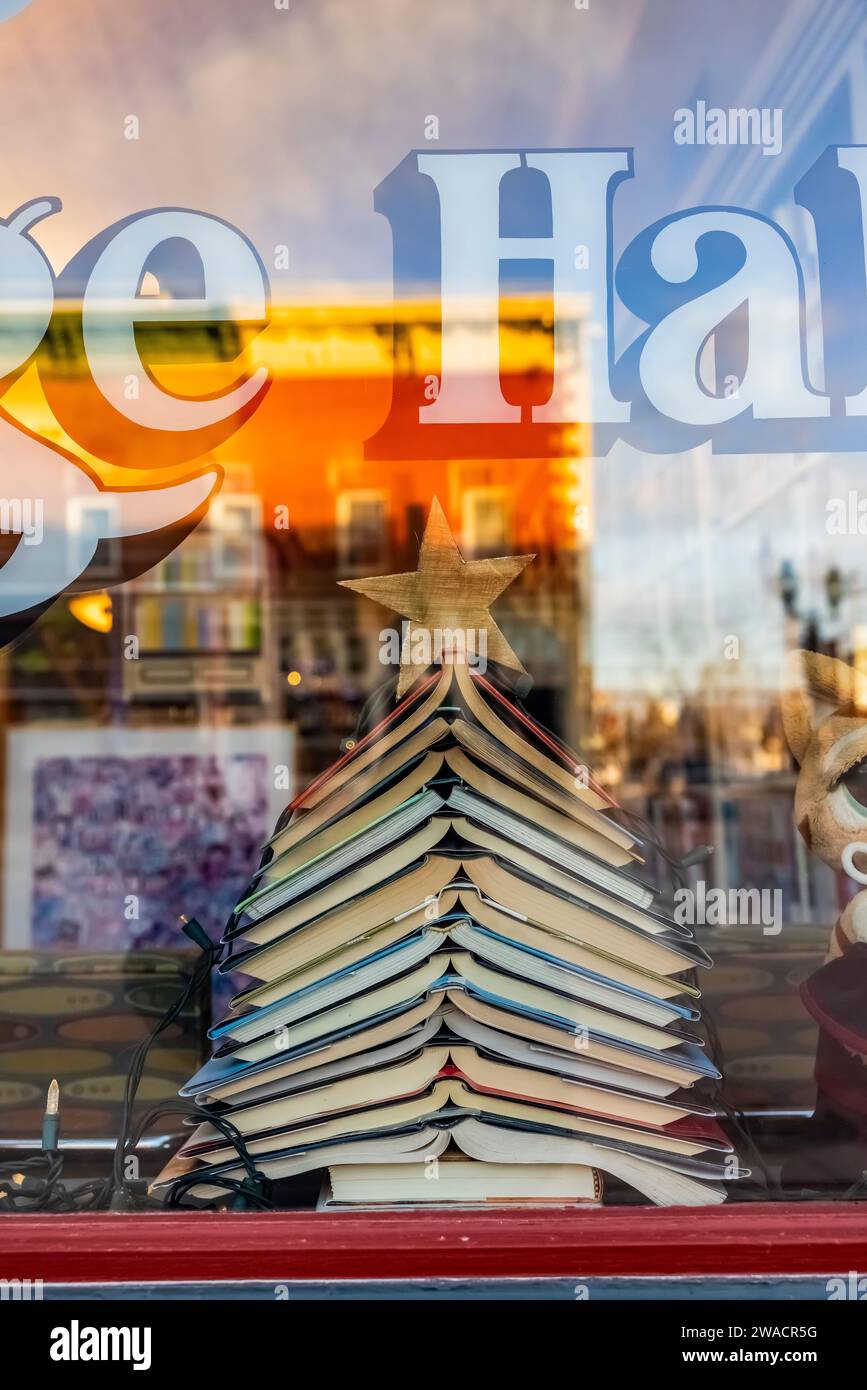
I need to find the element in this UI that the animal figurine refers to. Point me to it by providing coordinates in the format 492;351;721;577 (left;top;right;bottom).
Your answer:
782;649;867;1182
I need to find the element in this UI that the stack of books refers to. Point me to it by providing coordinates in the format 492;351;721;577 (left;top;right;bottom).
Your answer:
157;659;741;1207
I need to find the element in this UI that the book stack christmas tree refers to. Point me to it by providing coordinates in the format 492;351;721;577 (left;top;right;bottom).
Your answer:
157;501;742;1208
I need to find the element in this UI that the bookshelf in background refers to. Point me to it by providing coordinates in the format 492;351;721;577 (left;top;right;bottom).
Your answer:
120;492;278;713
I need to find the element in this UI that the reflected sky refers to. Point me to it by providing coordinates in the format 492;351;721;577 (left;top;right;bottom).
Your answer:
0;0;825;283
1;0;865;697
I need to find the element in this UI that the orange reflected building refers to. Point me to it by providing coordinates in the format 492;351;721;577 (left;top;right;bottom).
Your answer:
2;296;593;774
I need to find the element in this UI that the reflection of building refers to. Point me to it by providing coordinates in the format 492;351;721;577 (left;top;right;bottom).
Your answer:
4;294;593;777
120;488;277;711
587;1;867;928
243;294;593;769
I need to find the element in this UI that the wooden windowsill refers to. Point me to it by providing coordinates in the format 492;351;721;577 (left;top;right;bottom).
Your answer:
1;1203;866;1284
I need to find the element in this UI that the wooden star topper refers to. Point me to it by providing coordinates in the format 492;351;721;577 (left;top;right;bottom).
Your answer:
339;498;534;698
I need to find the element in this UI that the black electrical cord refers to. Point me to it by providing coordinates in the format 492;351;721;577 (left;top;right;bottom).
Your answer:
0;1152;68;1212
104;915;223;1209
0;914;271;1214
118;1100;275;1211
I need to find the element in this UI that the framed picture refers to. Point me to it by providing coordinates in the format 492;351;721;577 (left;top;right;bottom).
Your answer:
2;724;293;952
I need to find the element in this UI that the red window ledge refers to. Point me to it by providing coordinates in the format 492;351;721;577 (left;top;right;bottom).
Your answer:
1;1203;866;1283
